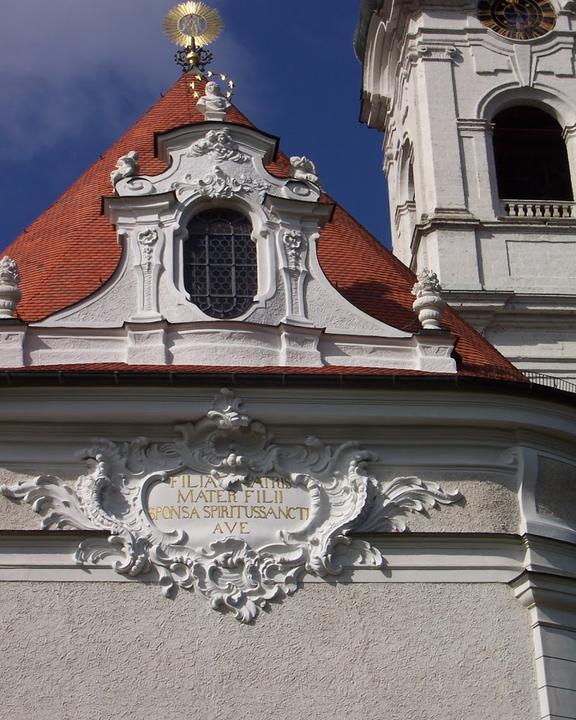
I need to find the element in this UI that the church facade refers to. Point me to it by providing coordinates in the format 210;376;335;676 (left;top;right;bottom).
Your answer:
0;3;574;719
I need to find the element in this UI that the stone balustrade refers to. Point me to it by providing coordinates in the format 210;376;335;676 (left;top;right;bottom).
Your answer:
502;199;576;219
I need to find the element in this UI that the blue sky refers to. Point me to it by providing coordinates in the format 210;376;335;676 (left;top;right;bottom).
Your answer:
0;1;391;248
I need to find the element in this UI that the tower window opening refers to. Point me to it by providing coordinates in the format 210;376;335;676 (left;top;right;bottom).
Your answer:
493;106;573;201
184;209;257;319
407;162;415;203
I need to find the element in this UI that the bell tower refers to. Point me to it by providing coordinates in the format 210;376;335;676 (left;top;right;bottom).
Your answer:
356;0;576;382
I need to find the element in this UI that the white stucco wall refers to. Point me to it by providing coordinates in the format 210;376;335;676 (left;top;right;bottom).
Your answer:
0;582;539;720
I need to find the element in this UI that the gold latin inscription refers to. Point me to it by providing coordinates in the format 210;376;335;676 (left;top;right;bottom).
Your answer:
148;474;310;536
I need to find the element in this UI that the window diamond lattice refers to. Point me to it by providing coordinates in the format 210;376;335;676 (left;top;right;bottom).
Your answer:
184;210;257;319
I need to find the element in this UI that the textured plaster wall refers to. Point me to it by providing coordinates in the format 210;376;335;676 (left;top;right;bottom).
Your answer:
0;582;539;720
537;456;576;528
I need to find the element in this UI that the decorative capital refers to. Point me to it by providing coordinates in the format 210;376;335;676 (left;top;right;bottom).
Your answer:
111;151;139;189
0;256;21;319
290;156;320;187
412;269;446;331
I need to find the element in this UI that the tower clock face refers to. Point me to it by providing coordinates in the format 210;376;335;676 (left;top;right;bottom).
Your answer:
477;0;556;40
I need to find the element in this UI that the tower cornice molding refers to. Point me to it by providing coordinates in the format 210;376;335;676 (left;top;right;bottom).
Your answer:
405;42;460;65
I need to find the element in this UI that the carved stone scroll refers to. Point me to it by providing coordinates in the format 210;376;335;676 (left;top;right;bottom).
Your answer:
1;389;462;623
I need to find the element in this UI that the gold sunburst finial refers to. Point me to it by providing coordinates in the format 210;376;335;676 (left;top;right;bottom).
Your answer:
163;2;223;49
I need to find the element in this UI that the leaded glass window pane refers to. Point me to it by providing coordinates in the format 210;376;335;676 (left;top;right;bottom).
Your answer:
184;210;257;319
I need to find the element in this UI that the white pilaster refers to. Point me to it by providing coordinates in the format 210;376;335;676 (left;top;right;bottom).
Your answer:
513;566;576;720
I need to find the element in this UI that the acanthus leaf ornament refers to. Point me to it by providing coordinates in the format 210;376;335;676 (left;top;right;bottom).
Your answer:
354;476;463;534
0;389;463;623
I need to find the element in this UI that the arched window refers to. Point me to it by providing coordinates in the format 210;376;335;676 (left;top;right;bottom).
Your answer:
184;209;257;319
493;106;573;201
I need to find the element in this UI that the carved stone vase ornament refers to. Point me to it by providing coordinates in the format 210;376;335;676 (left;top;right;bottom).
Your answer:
1;390;462;622
412;268;447;331
0;256;21;319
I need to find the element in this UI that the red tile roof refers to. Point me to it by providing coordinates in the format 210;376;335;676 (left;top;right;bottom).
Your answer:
4;73;521;381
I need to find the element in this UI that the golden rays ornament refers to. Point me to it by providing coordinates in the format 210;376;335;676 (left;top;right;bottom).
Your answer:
163;2;223;48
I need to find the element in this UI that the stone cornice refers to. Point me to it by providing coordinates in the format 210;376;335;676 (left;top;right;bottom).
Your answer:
2;533;574;586
0;532;527;585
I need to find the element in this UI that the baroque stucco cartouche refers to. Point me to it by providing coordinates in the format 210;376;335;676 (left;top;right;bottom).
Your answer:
0;467;519;534
0;582;538;720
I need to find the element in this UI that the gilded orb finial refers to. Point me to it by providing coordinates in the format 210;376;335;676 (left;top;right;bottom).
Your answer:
163;2;236;109
164;2;223;72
